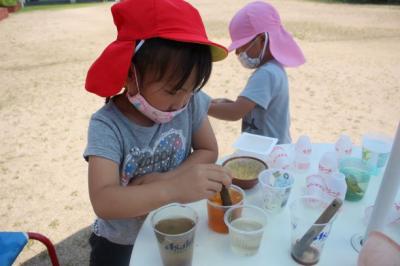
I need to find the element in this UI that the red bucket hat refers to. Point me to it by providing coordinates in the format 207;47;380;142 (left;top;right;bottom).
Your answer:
85;0;228;97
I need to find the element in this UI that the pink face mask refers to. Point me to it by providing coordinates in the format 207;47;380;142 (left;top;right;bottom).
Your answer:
126;66;188;124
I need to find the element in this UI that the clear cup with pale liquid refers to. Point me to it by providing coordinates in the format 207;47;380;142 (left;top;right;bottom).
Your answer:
224;205;268;256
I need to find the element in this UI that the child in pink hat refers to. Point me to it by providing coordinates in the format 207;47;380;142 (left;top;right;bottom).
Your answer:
208;1;305;144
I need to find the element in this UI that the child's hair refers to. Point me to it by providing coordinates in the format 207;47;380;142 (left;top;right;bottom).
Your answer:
106;38;212;104
132;38;212;93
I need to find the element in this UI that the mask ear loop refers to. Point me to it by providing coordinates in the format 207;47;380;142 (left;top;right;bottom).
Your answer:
130;40;146;94
259;32;268;61
132;65;141;94
135;40;145;53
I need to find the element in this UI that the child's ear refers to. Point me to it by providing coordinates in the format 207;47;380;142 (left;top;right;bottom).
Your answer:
126;67;133;81
125;68;136;88
254;34;265;48
125;75;139;95
124;73;131;87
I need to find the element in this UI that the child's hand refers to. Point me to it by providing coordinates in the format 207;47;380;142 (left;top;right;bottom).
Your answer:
211;98;234;104
169;164;232;203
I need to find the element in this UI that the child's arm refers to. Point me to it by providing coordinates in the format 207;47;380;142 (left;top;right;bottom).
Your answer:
208;96;256;121
179;116;218;165
89;156;231;219
211;98;234;104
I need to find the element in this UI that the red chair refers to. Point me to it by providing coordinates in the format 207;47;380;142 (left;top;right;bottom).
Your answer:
0;231;60;266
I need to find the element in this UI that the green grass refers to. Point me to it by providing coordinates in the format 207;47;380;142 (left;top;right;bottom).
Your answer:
20;2;107;13
308;0;400;4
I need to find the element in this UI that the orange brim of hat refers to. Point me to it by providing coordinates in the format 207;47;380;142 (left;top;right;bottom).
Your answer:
160;32;228;62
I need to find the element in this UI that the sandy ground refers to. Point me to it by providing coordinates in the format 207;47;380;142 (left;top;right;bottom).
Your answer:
0;0;399;264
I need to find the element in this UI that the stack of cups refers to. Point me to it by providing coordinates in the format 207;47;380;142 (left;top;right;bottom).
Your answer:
268;146;291;170
293;135;312;173
335;134;353;160
306;152;347;202
323;172;347;202
318;152;338;177
305;174;326;199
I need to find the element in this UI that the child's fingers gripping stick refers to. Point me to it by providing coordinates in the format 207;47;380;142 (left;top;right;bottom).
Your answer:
205;164;233;188
170;164;232;203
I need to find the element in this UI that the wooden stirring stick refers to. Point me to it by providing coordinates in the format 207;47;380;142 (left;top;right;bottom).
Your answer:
220;186;232;206
292;198;343;260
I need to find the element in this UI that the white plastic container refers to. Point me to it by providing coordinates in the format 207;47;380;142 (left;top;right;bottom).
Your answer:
233;132;278;161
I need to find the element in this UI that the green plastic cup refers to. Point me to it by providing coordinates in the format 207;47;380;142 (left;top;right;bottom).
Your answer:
339;157;373;201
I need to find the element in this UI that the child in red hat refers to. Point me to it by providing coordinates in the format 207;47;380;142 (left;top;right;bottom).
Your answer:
83;0;231;265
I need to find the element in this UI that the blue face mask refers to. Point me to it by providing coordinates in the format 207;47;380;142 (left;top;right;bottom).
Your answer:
238;33;268;69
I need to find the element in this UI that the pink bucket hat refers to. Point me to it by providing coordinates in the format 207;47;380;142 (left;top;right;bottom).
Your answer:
228;1;305;67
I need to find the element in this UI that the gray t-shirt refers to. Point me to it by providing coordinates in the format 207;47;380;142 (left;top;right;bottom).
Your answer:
83;91;211;245
240;60;291;144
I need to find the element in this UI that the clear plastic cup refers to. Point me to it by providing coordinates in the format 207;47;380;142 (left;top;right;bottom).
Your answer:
339;157;373;201
224;205;268;256
362;133;392;175
258;169;294;213
207;185;245;234
290;196;336;266
151;204;199;266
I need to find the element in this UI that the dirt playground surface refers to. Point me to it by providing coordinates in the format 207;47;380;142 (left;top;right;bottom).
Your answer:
0;0;399;264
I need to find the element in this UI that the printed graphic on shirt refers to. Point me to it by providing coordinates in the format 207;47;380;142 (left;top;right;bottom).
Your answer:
121;129;187;185
243;117;259;132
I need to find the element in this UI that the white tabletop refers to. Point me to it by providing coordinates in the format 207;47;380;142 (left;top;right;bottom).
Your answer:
130;143;399;266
